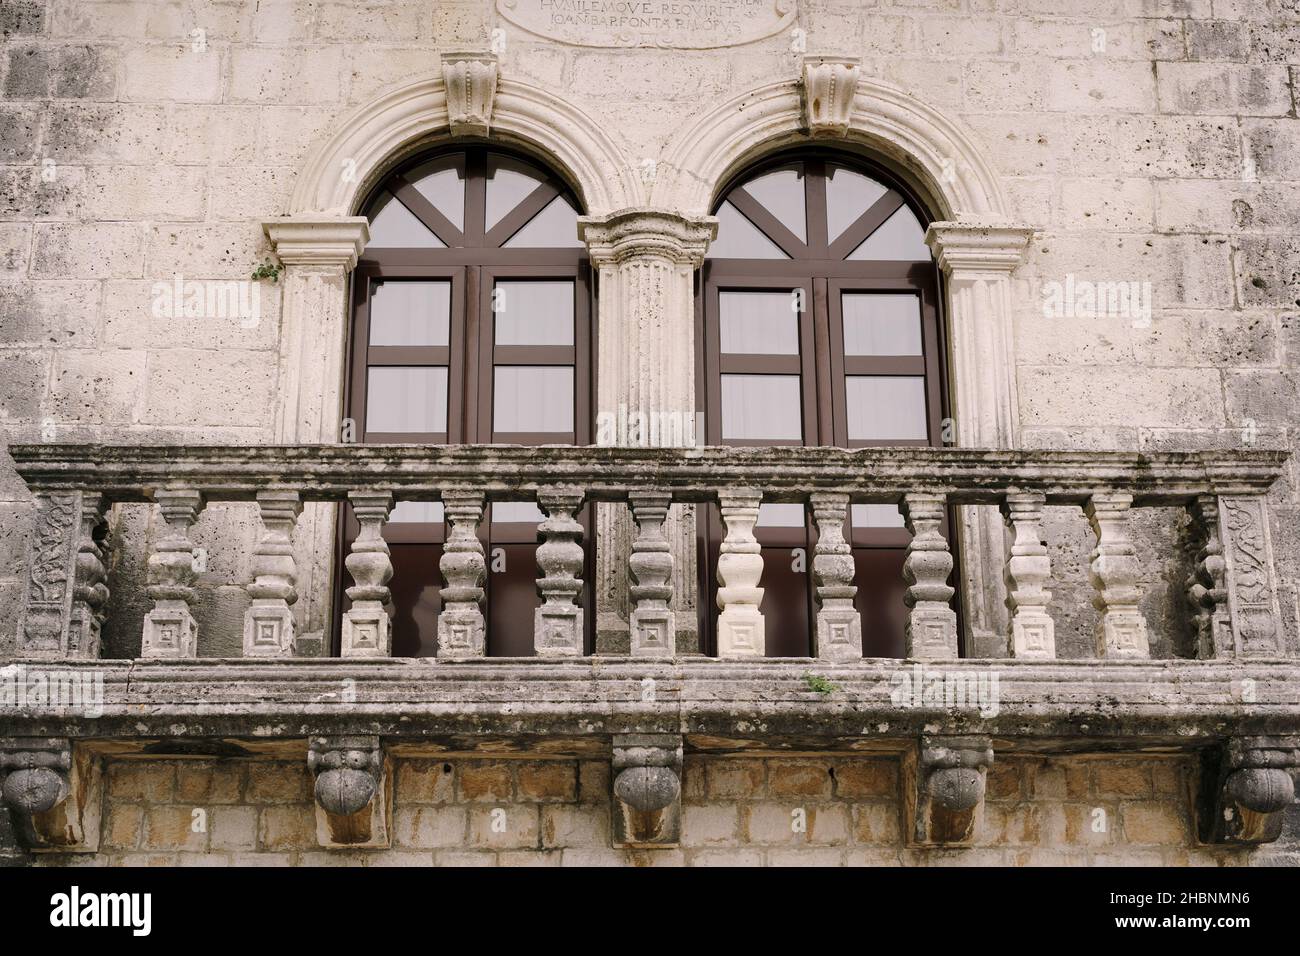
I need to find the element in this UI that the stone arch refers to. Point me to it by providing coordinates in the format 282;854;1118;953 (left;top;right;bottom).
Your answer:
288;74;642;218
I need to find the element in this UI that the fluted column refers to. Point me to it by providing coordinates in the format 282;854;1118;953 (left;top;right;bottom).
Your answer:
1001;492;1054;658
438;489;487;659
341;491;393;658
262;216;369;654
142;489;205;659
810;492;861;661
1085;492;1151;659
579;209;716;654
628;491;675;658
535;487;586;657
925;223;1033;657
716;488;764;659
901;493;958;658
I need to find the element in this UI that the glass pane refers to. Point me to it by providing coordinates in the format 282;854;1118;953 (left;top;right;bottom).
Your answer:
369;281;451;347
492;501;545;524
825;165;889;244
757;503;806;527
719;291;800;355
741;165;806;243
848;204;930;261
493;366;574;434
851;503;905;529
366;367;448;433
845;376;928;441
406;154;465;231
494;280;574;346
841;294;923;356
389;501;444;524
485;154;547;230
502;195;582;248
709;201;788;259
366;192;445;248
720;374;802;441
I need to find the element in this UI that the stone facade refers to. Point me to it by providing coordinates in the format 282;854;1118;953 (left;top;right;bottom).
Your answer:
2;0;1300;866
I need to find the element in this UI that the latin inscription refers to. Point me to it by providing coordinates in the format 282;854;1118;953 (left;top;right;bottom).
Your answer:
496;0;797;49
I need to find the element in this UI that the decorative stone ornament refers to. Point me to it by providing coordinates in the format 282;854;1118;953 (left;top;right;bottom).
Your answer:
810;493;861;661
1085;493;1151;659
1218;495;1286;656
901;493;958;658
1187;495;1233;659
628;491;675;658
534;487;586;657
1001;492;1054;658
441;52;498;137
243;489;303;657
17;492;109;659
905;735;994;846
308;735;390;848
801;55;861;138
1198;737;1298;845
611;734;683;848
341;491;394;658
0;738;101;852
716;488;765;658
141;489;205;659
438;489;487;658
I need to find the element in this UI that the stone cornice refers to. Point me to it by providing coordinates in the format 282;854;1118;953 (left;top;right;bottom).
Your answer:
577;208;719;267
925;222;1035;276
262;216;371;268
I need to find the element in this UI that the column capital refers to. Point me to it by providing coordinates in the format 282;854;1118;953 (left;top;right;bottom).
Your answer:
262;216;371;268
578;208;718;267
924;221;1034;276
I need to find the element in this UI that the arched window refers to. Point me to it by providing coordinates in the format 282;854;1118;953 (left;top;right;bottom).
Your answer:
698;151;951;657
339;146;594;657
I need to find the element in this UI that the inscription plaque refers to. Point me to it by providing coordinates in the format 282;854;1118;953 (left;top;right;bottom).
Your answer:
496;0;796;49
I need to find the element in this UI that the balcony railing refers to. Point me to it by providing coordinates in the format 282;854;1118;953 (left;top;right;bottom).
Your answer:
7;442;1292;664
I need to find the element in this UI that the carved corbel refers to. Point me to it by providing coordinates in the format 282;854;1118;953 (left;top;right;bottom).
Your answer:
611;734;682;848
801;55;861;138
441;51;499;137
1198;736;1298;845
308;735;390;848
904;736;993;846
0;738;101;852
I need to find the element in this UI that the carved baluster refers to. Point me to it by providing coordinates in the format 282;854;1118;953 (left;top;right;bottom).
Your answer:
716;488;764;658
628;491;675;658
142;489;205;659
811;492;860;661
438;489;487;659
535;487;585;657
1187;494;1232;659
1001;492;1054;659
242;490;303;657
340;491;394;658
1085;492;1150;659
902;493;958;658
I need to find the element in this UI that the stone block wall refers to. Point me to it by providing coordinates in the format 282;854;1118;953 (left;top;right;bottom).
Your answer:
27;754;1299;866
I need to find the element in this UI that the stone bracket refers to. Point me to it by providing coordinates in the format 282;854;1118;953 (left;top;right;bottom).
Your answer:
904;735;993;846
1197;736;1298;845
441;51;498;137
611;733;683;848
801;55;861;138
308;735;391;849
0;737;101;853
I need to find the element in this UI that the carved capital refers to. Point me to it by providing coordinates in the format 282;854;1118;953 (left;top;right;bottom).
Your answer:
578;208;718;267
0;738;101;852
905;735;993;846
611;734;683;848
441;51;498;137
1198;736;1298;845
924;222;1034;279
308;735;390;848
262;216;370;269
801;55;860;138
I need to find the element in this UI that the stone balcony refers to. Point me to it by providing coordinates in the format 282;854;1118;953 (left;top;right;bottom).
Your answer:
2;442;1298;851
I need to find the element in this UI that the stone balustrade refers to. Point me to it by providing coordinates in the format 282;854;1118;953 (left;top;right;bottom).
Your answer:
7;442;1291;663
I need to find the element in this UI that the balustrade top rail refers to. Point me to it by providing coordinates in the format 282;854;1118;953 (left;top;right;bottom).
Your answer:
9;443;1289;504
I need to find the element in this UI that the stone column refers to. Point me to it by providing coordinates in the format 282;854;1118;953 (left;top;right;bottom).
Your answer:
341;491;394;658
535;486;586;657
142;489;205;659
243;489;302;657
578;209;716;654
627;491;675;658
1001;492;1054;659
1085;492;1150;659
262;216;370;655
437;489;487;659
925;224;1033;657
715;488;764;659
810;492;861;662
901;493;958;659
